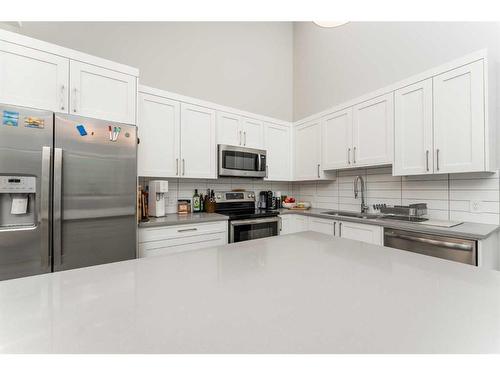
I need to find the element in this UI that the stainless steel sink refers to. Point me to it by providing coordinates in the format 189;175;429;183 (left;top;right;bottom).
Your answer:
321;210;382;220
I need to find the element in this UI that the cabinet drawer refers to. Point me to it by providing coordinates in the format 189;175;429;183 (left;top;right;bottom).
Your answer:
139;231;227;257
139;221;227;243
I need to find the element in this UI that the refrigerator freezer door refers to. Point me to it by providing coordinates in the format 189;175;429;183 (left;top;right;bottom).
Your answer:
0;105;53;281
53;114;137;271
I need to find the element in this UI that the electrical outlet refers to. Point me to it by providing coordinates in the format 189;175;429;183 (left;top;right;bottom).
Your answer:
470;200;482;213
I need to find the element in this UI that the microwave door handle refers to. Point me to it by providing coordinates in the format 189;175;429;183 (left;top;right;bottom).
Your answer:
258;154;262;172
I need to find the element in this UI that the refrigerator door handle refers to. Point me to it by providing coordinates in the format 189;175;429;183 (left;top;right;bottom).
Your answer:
53;148;63;266
40;146;52;269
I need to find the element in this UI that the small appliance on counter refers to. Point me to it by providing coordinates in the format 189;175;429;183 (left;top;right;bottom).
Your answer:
177;200;191;214
148;180;169;217
258;191;276;210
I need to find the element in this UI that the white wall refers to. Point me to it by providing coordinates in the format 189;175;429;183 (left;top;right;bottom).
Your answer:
11;22;294;121
293;22;500;120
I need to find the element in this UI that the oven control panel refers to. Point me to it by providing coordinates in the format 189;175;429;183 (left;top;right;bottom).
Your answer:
215;191;255;203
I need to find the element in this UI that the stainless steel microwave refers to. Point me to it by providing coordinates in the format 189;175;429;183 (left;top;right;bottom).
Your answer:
218;144;267;178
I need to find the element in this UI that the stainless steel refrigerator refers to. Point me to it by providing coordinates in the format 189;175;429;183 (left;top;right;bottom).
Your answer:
0;104;137;281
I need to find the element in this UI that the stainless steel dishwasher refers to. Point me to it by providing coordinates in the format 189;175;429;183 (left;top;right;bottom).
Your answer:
384;228;477;265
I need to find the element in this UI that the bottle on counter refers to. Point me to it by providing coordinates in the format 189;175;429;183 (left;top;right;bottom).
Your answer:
193;189;200;212
199;193;204;212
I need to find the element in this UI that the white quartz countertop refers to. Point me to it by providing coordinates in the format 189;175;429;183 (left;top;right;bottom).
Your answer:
278;208;499;240
138;212;228;228
1;232;500;353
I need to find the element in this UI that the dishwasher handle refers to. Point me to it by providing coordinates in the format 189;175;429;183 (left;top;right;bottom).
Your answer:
385;231;474;251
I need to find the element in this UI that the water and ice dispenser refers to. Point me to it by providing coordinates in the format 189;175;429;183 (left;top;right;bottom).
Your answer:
0;176;37;228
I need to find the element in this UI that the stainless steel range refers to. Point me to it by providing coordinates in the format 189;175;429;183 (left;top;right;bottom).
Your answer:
214;191;280;243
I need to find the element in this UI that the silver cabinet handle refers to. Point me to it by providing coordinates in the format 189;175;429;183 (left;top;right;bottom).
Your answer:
266;165;268;178
333;221;336;236
40;147;51;269
53;148;63;266
348;148;351;164
177;228;198;233
339;222;342;237
244;131;247;146
353;147;356;164
239;130;242;145
72;88;78;113
182;159;185;176
60;85;65;111
176;158;179;176
317;164;320;178
426;150;429;172
436;149;440;171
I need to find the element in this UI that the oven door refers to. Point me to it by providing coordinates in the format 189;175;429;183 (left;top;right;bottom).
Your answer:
218;145;266;178
229;217;281;243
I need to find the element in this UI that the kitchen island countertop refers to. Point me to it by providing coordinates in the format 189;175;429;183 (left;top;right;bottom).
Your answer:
1;232;500;353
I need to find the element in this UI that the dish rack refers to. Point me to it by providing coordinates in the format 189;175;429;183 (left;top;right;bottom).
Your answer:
379;203;427;219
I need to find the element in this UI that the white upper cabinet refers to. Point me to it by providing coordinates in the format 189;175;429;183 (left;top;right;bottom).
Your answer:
433;60;485;174
352;93;394;167
216;112;263;148
138;93;180;177
70;61;137;124
241;117;263;148
264;122;291;181
294;119;322;180
216;111;241;146
0;40;69;112
394;79;433;176
294;119;334;181
322;108;353;170
180;103;217;179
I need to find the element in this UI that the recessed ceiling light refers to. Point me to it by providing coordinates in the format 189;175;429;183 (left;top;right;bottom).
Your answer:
313;21;349;28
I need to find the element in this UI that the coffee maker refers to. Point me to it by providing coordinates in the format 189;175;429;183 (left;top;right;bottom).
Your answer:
258;191;276;210
148;180;169;217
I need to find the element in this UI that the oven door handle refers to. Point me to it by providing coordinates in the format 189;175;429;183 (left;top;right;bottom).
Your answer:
231;217;280;226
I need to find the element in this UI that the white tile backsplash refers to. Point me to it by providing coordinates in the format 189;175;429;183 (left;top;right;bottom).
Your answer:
292;166;500;225
139;177;293;214
139;168;500;224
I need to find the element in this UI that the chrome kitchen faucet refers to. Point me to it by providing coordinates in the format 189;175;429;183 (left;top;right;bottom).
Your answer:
354;175;368;213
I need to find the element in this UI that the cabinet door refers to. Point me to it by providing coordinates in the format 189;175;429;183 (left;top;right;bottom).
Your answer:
70;61;137;124
433;60;484;173
180;103;217;179
295;120;322;180
352;93;394;166
137;93;180;177
394;79;433;176
0;41;69;112
338;221;383;245
292;215;310;233
216;111;241;146
241;117;263;148
279;215;291;235
322;108;353;170
309;217;334;235
264;122;291;181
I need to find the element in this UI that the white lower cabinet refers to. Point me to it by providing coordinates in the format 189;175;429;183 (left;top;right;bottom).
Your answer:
308;217;334;235
337;221;383;245
138;221;228;258
280;214;383;245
